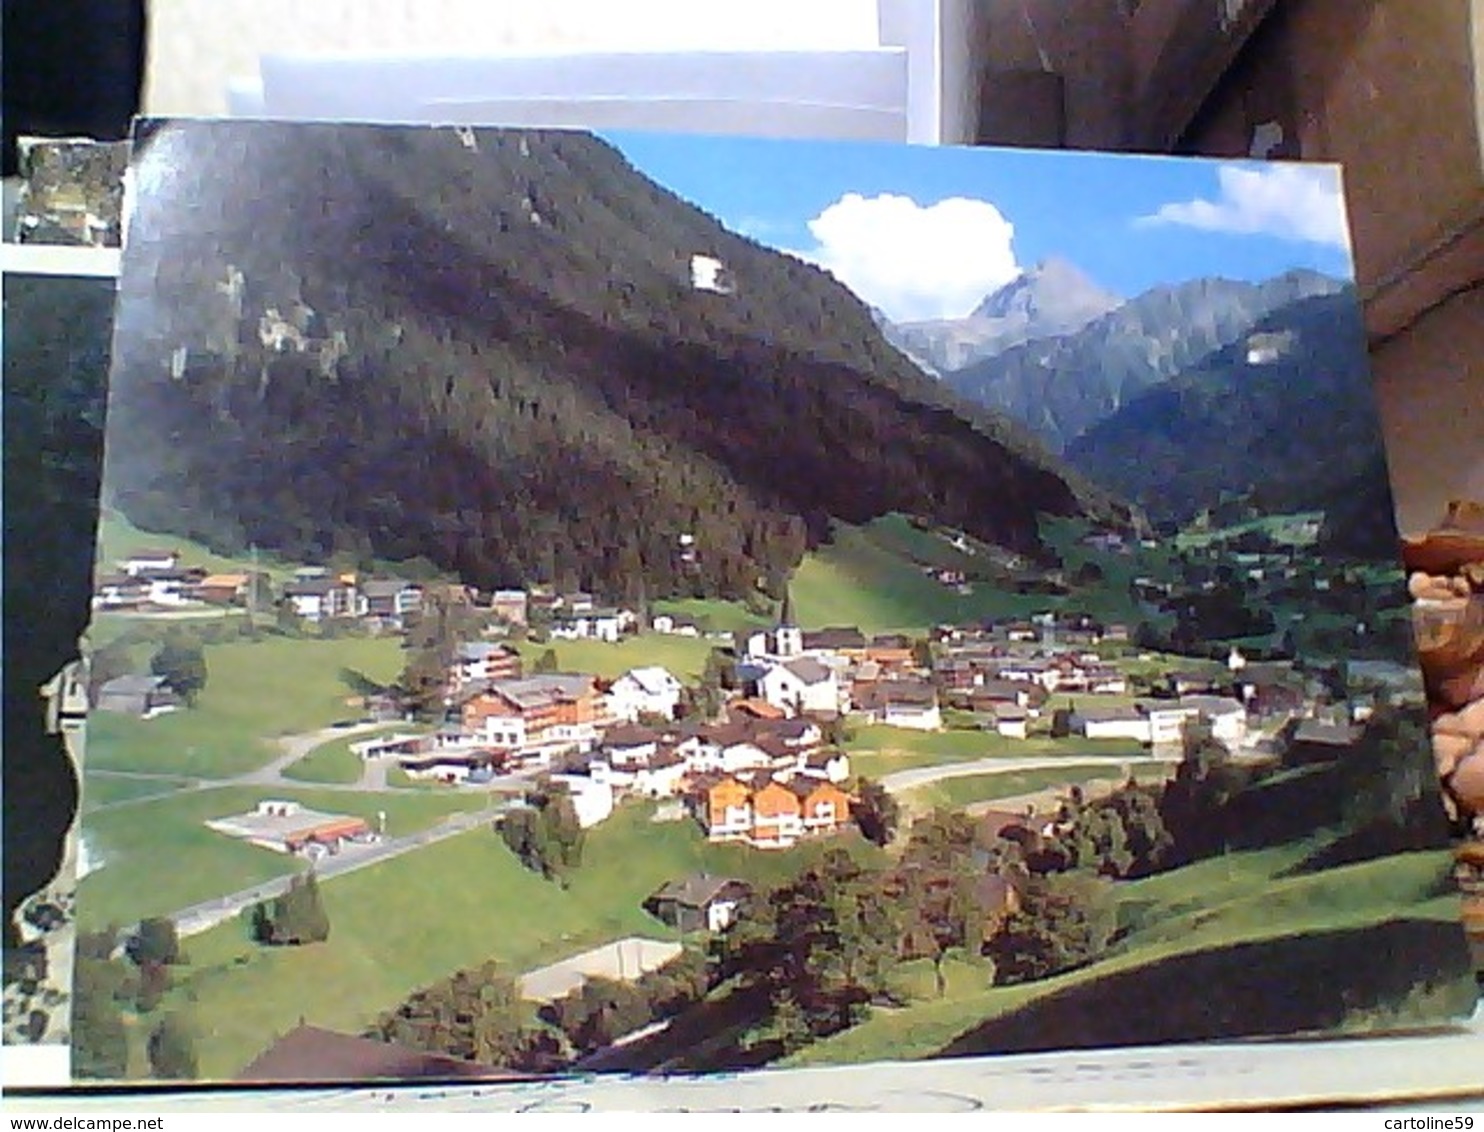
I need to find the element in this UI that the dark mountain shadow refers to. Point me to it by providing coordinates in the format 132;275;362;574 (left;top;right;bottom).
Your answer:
938;920;1476;1060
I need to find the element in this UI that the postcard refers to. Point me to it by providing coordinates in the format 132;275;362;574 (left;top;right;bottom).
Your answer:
71;118;1475;1089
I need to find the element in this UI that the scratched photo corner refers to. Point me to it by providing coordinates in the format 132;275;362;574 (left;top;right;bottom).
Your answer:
70;116;1478;1089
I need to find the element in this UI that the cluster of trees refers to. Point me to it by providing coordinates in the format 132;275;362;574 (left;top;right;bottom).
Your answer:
716;849;903;1054
706;718;1304;1057
368;960;563;1072
679;648;737;721
1032;781;1175;879
149;634;208;705
370;950;712;1070
1160;582;1277;645
986;872;1116;985
87;629;211;708
248;872;331;946
541;950;710;1057
105;124;1123;607
850;778;901;848
499;789;585;883
399;591;485;716
73;918;197;1079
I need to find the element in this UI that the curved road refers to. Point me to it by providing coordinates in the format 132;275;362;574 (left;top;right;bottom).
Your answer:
88;720;473;812
879;751;1181;794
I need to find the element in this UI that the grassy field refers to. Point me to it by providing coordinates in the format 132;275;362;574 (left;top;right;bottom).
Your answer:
786;844;1461;1067
96;510;298;585
384;765;446;791
649;598;769;636
1174;511;1325;551
84;636;405;778
855;513;1001;576
516;633;717;680
81;774;192;814
845;727;1145;781
149;802;885;1078
792;521;1049;635
284;724;439;786
95;509;459;589
76;785;490;930
903;760;1172;811
279;743;363;785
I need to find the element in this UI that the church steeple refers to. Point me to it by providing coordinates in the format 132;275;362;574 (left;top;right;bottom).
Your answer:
774;585;802;658
778;585;797;629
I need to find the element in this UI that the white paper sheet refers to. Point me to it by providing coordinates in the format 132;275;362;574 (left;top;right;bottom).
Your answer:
257;49;911;131
419;97;907;142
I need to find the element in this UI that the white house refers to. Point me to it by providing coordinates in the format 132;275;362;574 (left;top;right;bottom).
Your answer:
145;576;195;606
992;703;1029;739
651;613;701;636
1074;705;1152;743
855;681;942;731
1178;695;1249;747
607;666;684;722
717;742;775;775
632;754;688;798
545;776;615;828
450;641;521;689
758;657;840;716
120;549;179;576
1086;668;1129;695
283;578;360;623
602;724;661;768
550;608;624;643
1144;704;1197;746
799;748;851;784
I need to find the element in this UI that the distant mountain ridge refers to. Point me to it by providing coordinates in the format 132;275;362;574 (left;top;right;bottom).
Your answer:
943;268;1346;454
885;257;1121;375
1064;288;1392;542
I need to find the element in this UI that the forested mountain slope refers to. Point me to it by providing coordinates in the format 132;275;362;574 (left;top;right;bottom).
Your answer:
106;121;1129;601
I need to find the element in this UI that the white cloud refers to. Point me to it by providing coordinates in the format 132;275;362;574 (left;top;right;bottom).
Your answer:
790;192;1021;322
1139;163;1350;247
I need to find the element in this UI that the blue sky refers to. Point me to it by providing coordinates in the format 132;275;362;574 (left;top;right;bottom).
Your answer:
599;130;1355;322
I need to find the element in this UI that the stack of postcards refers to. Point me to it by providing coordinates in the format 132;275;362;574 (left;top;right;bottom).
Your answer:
223;0;980;145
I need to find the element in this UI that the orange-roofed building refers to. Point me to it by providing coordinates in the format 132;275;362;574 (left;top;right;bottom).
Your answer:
692;772;853;849
750;780;803;847
791;779;852;833
731;697;786;721
701;777;753;842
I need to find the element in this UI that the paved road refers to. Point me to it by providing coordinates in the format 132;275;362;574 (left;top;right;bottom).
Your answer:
234;720;389;787
86;720;514;812
879;751;1182;794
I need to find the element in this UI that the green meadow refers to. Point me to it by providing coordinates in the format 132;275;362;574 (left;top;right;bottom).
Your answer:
515;633;717;680
144;802;885;1078
787;845;1464;1068
77;785;489;930
902;760;1172;811
81;773;192;814
84;636;405;778
845;726;1146;781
